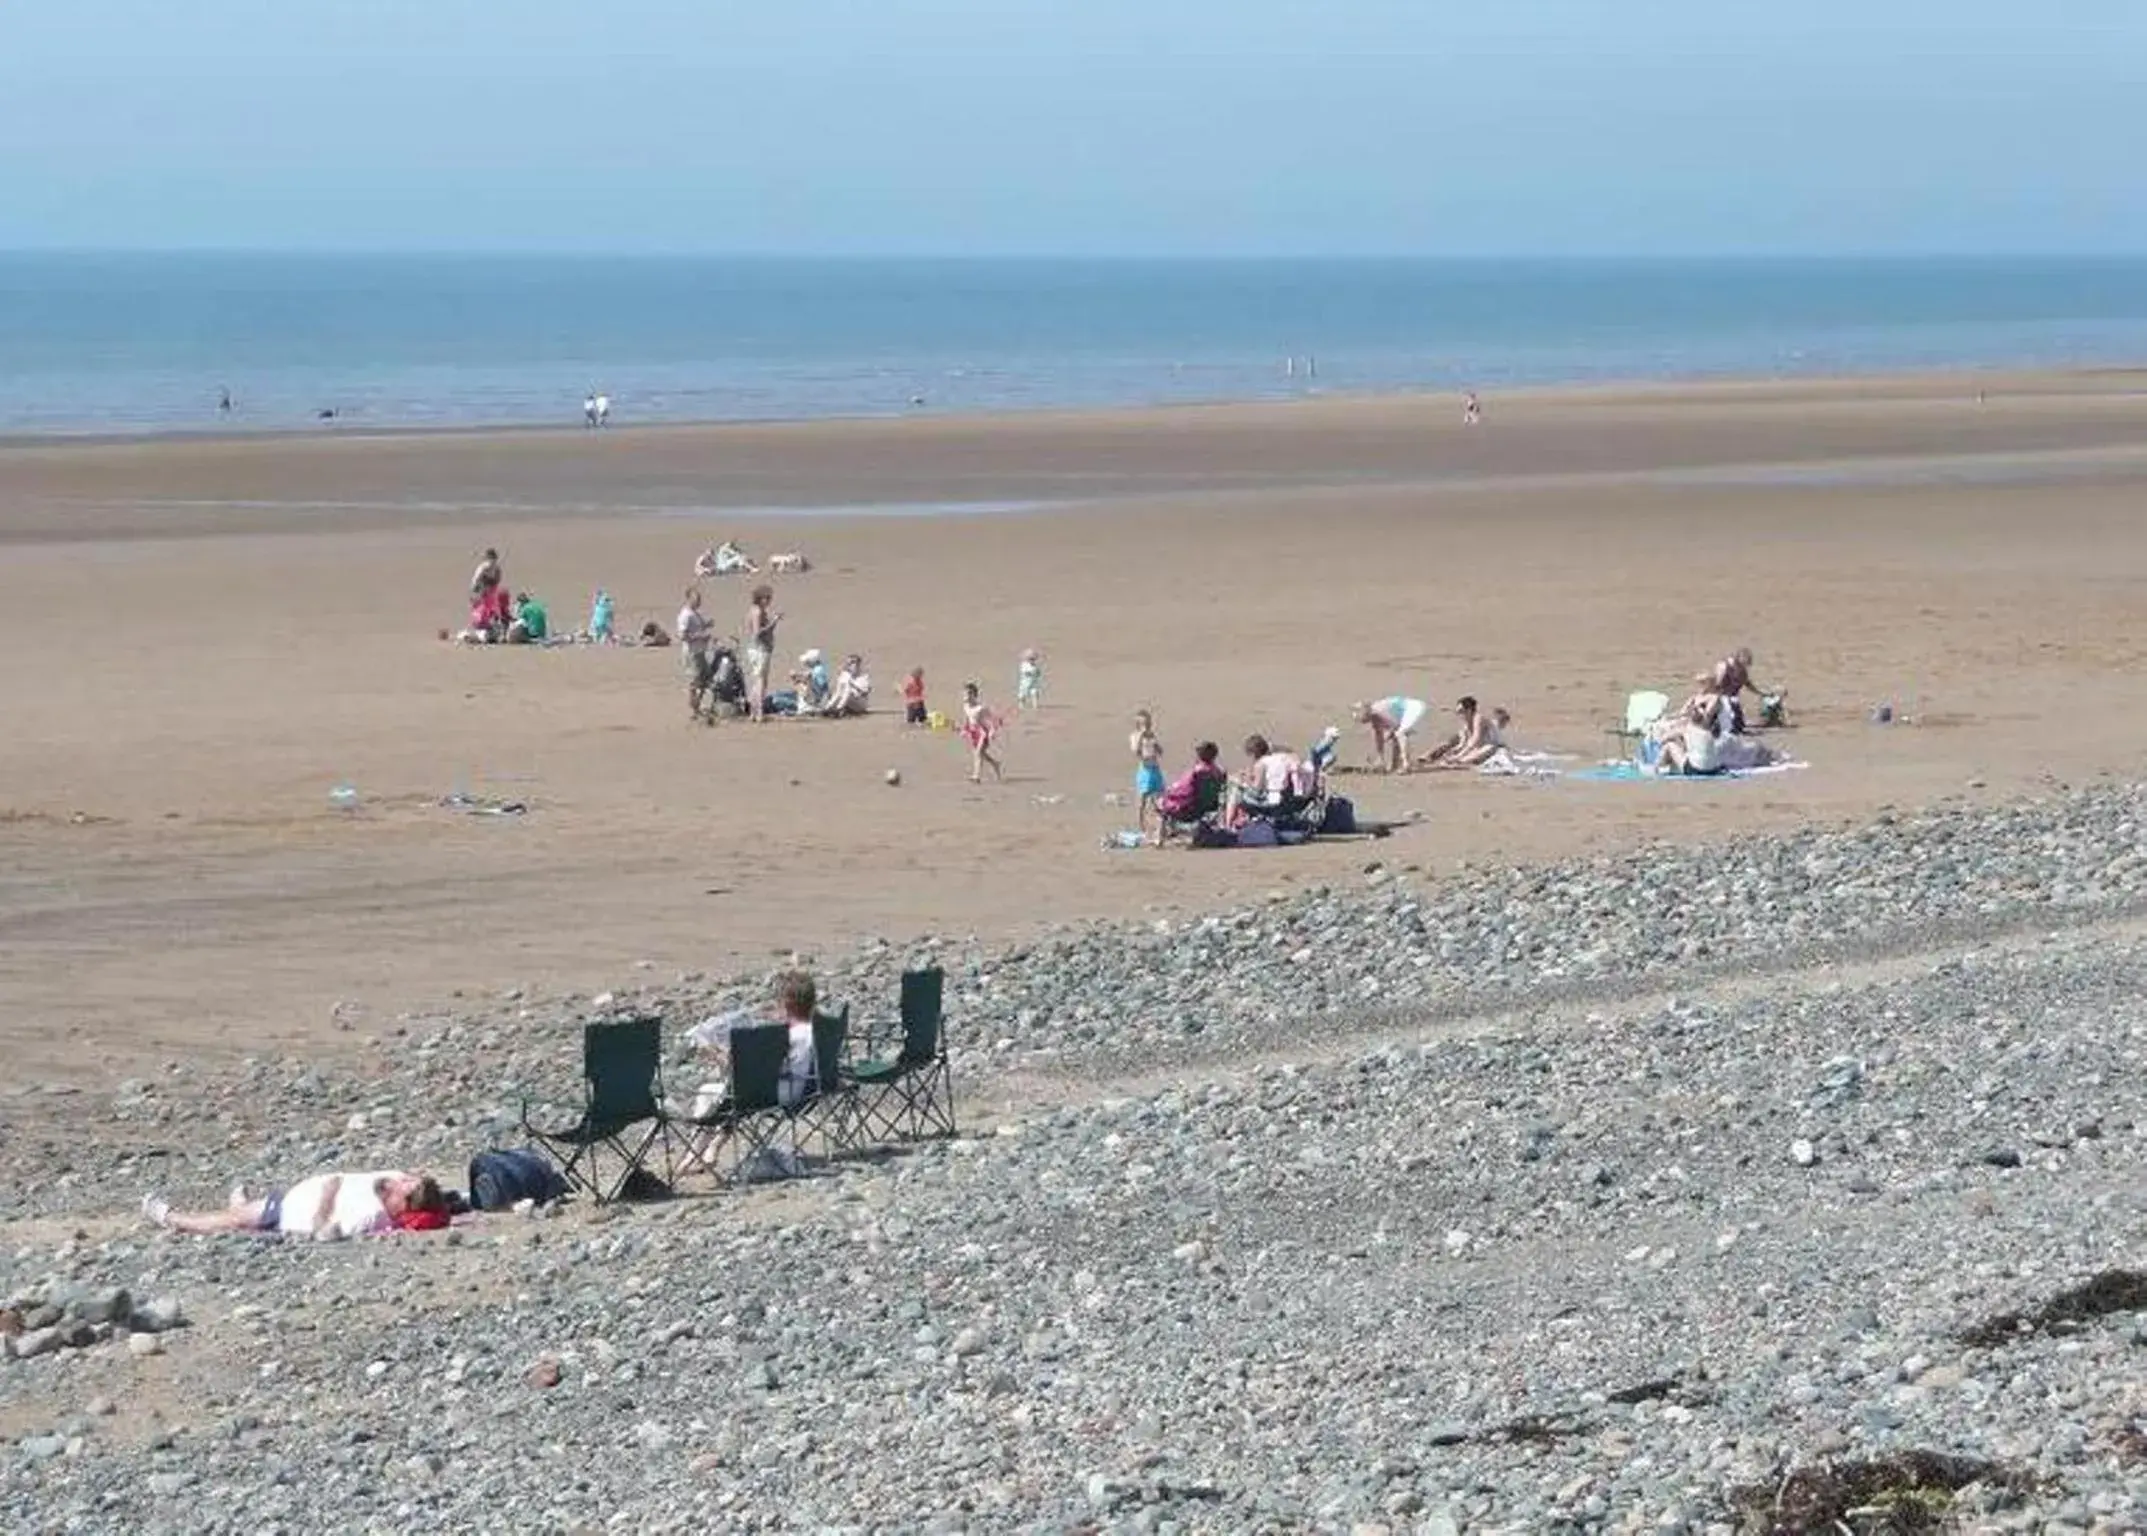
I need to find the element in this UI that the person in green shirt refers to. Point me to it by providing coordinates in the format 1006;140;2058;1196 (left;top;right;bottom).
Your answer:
508;592;548;644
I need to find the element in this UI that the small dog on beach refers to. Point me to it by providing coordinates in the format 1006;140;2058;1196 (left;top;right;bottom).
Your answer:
767;552;811;575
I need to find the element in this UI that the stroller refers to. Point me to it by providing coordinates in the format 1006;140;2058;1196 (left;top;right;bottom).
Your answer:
696;642;749;718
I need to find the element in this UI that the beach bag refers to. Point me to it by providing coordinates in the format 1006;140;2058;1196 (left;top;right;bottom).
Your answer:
1320;796;1357;836
1190;821;1237;849
468;1147;569;1211
1238;819;1279;848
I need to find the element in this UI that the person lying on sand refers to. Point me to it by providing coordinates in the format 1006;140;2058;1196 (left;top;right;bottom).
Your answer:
1354;697;1428;773
143;1171;447;1241
696;541;758;579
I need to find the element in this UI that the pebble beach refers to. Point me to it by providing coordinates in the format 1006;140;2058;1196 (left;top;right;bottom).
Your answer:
3;376;2147;1532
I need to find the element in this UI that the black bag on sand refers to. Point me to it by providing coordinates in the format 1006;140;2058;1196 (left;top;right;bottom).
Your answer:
468;1147;570;1211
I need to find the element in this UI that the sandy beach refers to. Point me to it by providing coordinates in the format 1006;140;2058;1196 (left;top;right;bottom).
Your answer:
5;370;2147;1078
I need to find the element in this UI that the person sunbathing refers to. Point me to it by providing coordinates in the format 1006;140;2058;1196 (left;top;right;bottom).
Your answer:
143;1170;447;1240
696;541;758;578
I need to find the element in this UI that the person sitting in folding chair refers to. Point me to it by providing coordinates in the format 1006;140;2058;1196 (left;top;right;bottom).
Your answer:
676;971;824;1180
682;970;821;1117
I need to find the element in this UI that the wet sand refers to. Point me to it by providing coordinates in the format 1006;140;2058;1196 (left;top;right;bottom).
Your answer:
4;370;2147;1078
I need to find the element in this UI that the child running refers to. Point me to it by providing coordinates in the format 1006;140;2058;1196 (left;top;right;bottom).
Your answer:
902;666;929;726
1130;709;1166;837
961;681;1004;783
1015;648;1044;711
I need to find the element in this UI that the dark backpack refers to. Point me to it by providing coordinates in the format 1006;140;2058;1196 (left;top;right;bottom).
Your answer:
467;1147;569;1211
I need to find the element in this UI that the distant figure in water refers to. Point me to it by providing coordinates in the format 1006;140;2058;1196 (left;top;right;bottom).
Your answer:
593;393;611;427
218;388;232;415
316;407;338;422
1463;392;1482;426
583;391;599;427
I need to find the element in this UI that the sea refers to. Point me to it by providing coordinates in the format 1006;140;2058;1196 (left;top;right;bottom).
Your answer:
2;254;2145;437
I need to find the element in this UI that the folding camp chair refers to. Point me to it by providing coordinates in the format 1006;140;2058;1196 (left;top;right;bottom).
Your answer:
1607;689;1670;758
675;1023;792;1184
1156;770;1227;844
519;1016;676;1203
850;967;956;1142
788;1005;858;1159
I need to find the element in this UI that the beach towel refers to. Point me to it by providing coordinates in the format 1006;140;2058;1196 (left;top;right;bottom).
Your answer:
1570;759;1808;783
1476;749;1574;779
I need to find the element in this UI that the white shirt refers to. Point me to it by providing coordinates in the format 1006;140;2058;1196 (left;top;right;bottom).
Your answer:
278;1170;400;1240
678;605;712;658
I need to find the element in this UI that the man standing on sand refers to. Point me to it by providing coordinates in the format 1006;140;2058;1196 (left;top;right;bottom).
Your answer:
143;1170;447;1241
745;584;780;723
678;586;716;721
593;392;611;427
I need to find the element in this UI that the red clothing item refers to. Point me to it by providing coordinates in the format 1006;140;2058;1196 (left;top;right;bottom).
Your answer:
392;1209;450;1233
1158;761;1226;819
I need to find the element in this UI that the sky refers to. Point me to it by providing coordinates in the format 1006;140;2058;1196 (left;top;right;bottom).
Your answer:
0;1;2141;256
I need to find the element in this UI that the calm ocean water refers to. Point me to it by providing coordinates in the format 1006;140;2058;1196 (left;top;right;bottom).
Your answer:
2;255;2144;436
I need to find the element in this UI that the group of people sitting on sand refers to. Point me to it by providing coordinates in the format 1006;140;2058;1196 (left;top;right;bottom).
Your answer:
1646;646;1786;775
453;549;554;645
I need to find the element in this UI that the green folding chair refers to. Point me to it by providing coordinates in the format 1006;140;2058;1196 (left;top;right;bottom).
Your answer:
850;967;956;1143
789;1005;858;1160
1607;689;1670;759
675;1024;792;1185
520;1016;676;1203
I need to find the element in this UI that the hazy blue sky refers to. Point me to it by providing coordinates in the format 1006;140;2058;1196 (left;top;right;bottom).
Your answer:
1;1;2141;255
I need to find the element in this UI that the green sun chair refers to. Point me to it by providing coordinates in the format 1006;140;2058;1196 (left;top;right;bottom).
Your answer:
675;1023;792;1185
520;1015;678;1203
850;967;956;1143
788;1004;858;1160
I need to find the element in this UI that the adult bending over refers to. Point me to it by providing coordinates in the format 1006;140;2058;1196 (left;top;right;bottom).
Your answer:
1355;696;1429;773
143;1170;446;1240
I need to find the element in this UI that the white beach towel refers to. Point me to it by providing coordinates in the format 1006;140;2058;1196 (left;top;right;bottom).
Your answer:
1476;749;1574;779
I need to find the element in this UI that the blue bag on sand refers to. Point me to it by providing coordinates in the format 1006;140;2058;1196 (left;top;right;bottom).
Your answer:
1320;796;1357;835
468;1147;569;1210
1238;819;1278;848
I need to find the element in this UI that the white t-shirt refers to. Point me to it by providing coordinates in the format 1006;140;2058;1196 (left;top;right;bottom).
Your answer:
678;606;713;658
278;1170;400;1240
